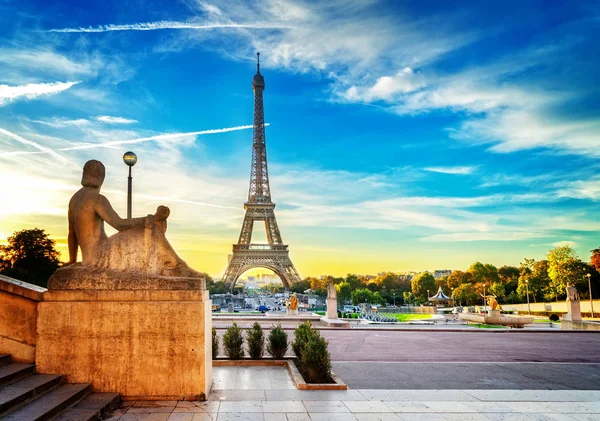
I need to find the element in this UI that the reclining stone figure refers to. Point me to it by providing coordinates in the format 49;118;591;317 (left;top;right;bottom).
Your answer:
49;159;204;290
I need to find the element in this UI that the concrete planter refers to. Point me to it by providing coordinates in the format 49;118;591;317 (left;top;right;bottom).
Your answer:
212;358;347;390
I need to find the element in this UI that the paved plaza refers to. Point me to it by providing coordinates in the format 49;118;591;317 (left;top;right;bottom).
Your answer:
107;366;600;421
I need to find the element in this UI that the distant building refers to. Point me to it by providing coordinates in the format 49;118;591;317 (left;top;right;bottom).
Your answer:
433;270;452;279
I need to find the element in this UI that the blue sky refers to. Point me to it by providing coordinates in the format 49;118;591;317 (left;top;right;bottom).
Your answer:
0;0;599;277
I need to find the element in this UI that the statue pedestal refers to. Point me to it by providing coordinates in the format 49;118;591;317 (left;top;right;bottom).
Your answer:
326;297;338;320
36;289;212;400
564;300;582;321
287;309;299;316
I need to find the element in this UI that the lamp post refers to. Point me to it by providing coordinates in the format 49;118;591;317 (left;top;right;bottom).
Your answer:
393;292;396;308
123;151;138;219
451;287;455;307
525;280;531;315
587;273;594;319
427;289;430;306
482;283;487;310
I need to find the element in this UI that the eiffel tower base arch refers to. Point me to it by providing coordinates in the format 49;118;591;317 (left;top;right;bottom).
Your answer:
222;246;301;290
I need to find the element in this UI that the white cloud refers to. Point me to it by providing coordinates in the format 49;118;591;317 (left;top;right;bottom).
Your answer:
31;118;91;128
424;166;476;175
552;240;577;248
47;20;295;33
0;81;80;106
96;116;138;124
343;68;426;102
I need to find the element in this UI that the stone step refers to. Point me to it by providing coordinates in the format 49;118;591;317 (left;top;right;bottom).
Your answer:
54;393;120;421
0;363;35;388
2;383;91;421
0;355;11;367
0;374;62;415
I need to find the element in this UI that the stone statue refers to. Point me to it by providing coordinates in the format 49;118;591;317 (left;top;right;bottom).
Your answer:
49;160;204;290
289;294;299;311
327;281;337;300
566;283;579;301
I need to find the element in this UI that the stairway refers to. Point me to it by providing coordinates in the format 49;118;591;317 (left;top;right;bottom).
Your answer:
0;354;119;420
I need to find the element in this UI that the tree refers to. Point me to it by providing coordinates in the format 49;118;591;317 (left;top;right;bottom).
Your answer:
344;274;363;290
372;291;385;305
411;272;436;303
498;265;520;295
289;279;311;294
488;282;506;302
335;281;352;304
452;283;479;306
467;262;499;285
547;245;580;299
590;248;600;272
351;288;373;305
0;228;60;287
447;270;473;289
517;259;550;303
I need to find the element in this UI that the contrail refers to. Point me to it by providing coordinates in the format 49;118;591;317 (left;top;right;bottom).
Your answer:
0;127;78;167
60;124;267;151
0;124;266;157
48;21;295;33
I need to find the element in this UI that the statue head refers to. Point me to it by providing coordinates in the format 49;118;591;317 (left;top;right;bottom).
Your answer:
81;160;105;188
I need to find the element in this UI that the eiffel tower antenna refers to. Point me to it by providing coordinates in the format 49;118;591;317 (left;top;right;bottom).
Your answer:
222;54;301;290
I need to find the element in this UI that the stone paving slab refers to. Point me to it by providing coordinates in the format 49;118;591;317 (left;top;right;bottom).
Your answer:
112;389;600;421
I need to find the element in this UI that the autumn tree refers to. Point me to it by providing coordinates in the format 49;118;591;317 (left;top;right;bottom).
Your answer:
452;283;479;306
411;272;436;303
590;248;600;272
447;270;473;289
0;228;61;288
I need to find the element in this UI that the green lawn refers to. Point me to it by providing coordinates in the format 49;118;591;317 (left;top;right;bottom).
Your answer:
467;323;507;329
386;313;434;322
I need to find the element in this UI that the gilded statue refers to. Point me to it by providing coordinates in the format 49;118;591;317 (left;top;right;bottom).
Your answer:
49;160;204;290
481;294;502;311
289;293;299;311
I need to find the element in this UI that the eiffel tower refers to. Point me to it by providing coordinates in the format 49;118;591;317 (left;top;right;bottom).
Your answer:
222;53;301;290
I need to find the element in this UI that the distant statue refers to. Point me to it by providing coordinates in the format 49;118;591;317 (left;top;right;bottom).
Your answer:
481;294;501;311
289;294;299;311
327;281;337;300
566;283;579;301
49;160;204;289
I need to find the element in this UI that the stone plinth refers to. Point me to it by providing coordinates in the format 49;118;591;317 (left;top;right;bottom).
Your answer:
36;289;212;400
563;300;582;321
326;297;338;320
287;309;299;316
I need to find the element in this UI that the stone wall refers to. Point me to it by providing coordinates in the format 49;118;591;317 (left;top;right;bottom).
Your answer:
561;320;600;331
0;275;45;363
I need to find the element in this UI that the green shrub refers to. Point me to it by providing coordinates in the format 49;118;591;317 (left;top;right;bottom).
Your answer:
292;321;316;359
223;322;244;359
246;322;264;359
300;333;332;383
212;327;219;359
267;323;288;359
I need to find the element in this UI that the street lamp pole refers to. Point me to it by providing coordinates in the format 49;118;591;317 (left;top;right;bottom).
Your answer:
393;292;396;308
525;280;531;315
451;287;455;307
587;273;594;319
427;290;430;306
123;151;138;219
482;283;486;310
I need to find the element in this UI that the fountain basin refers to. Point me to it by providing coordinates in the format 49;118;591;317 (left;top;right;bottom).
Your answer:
459;310;534;328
